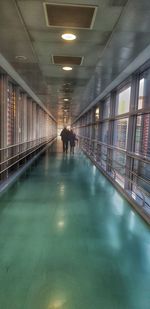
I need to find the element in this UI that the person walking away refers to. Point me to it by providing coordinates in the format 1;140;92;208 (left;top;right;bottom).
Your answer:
69;129;78;154
60;127;69;153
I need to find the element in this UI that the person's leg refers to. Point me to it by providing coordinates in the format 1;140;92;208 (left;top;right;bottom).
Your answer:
66;141;68;153
62;140;65;152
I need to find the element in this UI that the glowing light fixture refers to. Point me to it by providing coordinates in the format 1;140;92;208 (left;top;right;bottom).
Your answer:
62;66;72;71
64;98;69;101
15;55;27;61
61;33;76;41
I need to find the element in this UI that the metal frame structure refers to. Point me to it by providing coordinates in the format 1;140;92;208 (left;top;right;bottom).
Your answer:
0;73;57;184
74;62;150;224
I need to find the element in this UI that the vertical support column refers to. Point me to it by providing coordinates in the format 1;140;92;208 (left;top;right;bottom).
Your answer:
107;91;116;173
27;97;33;146
14;86;18;145
36;105;40;144
31;100;33;143
140;72;150;155
125;75;139;191
83;114;86;138
23;93;27;153
96;101;101;163
14;86;20;167
18;90;22;145
0;74;8;180
91;107;95;140
18;91;23;159
32;102;36;145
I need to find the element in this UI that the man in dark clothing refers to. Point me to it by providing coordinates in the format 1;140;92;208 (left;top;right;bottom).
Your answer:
69;129;78;154
60;127;69;153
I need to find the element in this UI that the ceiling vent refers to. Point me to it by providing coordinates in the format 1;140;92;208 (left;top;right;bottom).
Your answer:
52;56;83;66
44;3;97;29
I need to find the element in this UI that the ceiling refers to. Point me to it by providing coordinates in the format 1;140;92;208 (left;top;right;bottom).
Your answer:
0;0;150;126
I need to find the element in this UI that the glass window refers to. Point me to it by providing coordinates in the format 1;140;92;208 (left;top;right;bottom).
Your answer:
135;114;150;158
112;150;126;187
101;121;109;143
95;107;100;121
116;86;131;115
113;118;128;149
138;68;150;110
7;83;16;145
133;160;150;193
112;150;126;176
138;78;145;109
103;97;110;119
132;159;150;208
93;124;99;140
101;145;107;170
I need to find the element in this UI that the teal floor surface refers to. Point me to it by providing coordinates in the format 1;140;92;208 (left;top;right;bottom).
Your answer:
0;141;150;309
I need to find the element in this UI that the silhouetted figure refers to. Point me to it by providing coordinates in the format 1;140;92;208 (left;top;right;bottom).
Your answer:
69;129;78;154
60;127;70;153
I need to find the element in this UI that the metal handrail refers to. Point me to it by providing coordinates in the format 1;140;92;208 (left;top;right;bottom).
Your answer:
0;140;47;166
80;139;150;205
90;148;150;188
78;135;150;163
0;137;56;175
0;136;51;151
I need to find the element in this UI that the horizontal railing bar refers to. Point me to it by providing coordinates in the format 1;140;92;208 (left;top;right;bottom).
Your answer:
83;143;150;190
0;142;44;166
0;137;54;166
0;137;55;175
80;140;150;200
79;135;150;163
0;136;52;151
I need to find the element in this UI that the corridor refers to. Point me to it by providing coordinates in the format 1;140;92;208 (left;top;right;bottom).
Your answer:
0;142;150;309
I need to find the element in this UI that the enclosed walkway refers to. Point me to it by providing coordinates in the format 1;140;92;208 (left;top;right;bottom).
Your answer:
0;142;150;309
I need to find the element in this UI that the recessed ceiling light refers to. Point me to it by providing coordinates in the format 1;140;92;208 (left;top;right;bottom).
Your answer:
62;66;72;71
15;55;27;61
61;33;76;41
64;98;69;101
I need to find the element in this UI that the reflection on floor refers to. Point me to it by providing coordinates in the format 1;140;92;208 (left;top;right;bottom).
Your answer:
0;140;150;309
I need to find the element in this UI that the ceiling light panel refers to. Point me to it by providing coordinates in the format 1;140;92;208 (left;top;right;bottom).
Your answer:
53;56;83;66
62;67;72;71
44;3;97;29
61;33;76;41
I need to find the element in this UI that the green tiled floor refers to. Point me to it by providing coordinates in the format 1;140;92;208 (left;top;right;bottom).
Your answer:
0;143;150;309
